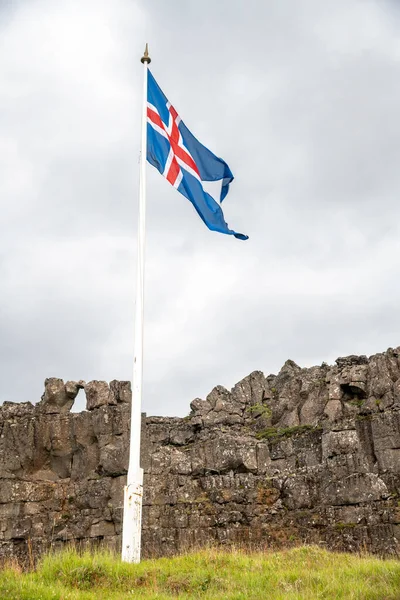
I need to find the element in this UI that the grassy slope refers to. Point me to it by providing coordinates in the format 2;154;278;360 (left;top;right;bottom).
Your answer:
1;546;400;600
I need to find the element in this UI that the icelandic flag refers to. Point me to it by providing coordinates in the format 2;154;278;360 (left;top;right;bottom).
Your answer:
146;70;248;240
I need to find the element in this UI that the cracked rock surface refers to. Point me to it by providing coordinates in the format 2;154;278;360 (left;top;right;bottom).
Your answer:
1;347;400;563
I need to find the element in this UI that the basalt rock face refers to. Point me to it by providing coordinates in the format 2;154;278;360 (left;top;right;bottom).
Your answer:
1;348;400;564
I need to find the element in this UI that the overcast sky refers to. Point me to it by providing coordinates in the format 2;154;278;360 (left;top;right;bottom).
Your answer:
1;0;400;416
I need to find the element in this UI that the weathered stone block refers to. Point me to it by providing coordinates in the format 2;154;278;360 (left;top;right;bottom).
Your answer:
85;381;116;411
170;449;192;475
322;430;361;459
323;473;389;506
39;378;74;414
190;398;212;415
109;380;131;404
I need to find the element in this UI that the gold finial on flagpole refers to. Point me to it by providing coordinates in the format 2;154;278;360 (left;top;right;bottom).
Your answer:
141;43;151;64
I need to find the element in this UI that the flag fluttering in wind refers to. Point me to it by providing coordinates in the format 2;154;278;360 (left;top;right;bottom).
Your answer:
122;46;247;566
146;70;248;240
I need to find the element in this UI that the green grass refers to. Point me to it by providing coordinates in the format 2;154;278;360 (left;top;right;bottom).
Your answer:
1;545;400;599
256;424;322;440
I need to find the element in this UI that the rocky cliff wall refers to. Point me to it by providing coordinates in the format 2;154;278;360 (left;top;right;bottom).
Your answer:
1;347;400;564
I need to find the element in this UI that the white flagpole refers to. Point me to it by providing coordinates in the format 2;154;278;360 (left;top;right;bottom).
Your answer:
121;43;151;563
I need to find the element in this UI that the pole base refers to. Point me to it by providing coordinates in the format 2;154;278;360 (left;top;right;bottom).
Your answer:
121;471;144;563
